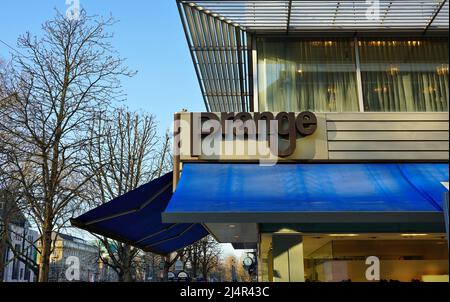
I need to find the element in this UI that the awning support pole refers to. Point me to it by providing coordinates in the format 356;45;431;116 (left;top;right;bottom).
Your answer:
173;113;181;192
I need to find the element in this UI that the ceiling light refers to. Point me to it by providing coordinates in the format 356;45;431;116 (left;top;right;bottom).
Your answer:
228;224;236;228
388;65;399;75
401;234;428;237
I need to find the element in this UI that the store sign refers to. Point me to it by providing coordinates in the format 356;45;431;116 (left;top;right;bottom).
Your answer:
189;111;317;157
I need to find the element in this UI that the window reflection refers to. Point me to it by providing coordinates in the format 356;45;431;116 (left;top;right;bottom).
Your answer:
259;233;449;282
257;38;359;112
257;38;449;112
359;39;449;112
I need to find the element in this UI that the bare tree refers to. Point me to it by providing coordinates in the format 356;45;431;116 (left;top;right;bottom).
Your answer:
87;108;172;281
221;254;252;282
199;236;221;279
184;240;202;278
162;250;186;280
184;235;221;280
1;77;39;281
0;10;133;281
222;255;237;282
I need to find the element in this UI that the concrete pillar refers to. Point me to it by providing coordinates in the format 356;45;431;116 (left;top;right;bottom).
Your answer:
272;233;305;282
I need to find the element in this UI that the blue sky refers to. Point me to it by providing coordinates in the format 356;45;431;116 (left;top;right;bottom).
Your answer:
0;0;205;133
0;1;242;257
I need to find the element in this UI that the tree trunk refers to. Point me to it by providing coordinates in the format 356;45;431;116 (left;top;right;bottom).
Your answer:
0;210;11;282
163;255;172;281
118;265;133;282
38;226;53;282
192;264;198;279
0;218;9;282
118;244;133;282
0;234;6;282
202;267;208;280
122;267;132;282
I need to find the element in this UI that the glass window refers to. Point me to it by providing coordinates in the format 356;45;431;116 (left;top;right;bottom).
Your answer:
359;39;449;112
260;233;449;282
11;244;21;280
257;38;360;112
304;238;449;282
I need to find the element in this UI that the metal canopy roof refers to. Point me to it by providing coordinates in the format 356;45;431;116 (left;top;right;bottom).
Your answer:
182;0;449;33
177;0;449;112
178;1;252;112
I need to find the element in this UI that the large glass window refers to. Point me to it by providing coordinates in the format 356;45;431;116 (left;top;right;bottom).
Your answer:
259;233;449;282
257;38;360;112
359;39;449;112
257;38;449;112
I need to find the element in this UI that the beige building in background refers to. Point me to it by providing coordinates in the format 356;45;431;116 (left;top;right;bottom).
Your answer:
37;232;99;282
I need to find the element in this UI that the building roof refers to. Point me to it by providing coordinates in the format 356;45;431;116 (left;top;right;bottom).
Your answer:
176;0;449;112
178;0;252;112
54;232;93;246
181;0;449;33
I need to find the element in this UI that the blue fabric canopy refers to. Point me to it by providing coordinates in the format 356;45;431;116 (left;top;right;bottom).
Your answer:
163;163;449;224
71;172;208;255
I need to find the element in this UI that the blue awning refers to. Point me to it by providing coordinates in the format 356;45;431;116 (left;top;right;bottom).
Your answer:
162;163;449;224
71;172;208;255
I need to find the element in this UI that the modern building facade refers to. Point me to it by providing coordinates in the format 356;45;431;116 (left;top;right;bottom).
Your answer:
73;0;449;282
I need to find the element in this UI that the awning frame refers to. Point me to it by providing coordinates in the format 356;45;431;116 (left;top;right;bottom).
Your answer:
162;163;449;228
71;172;209;255
163;210;444;224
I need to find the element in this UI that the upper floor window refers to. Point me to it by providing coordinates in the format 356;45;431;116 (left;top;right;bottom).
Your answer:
257;38;359;112
359;39;448;112
257;37;449;112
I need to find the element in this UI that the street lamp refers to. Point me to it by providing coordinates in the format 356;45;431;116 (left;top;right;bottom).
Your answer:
231;258;237;282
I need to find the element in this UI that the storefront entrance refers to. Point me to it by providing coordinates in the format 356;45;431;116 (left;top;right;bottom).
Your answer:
259;233;449;282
